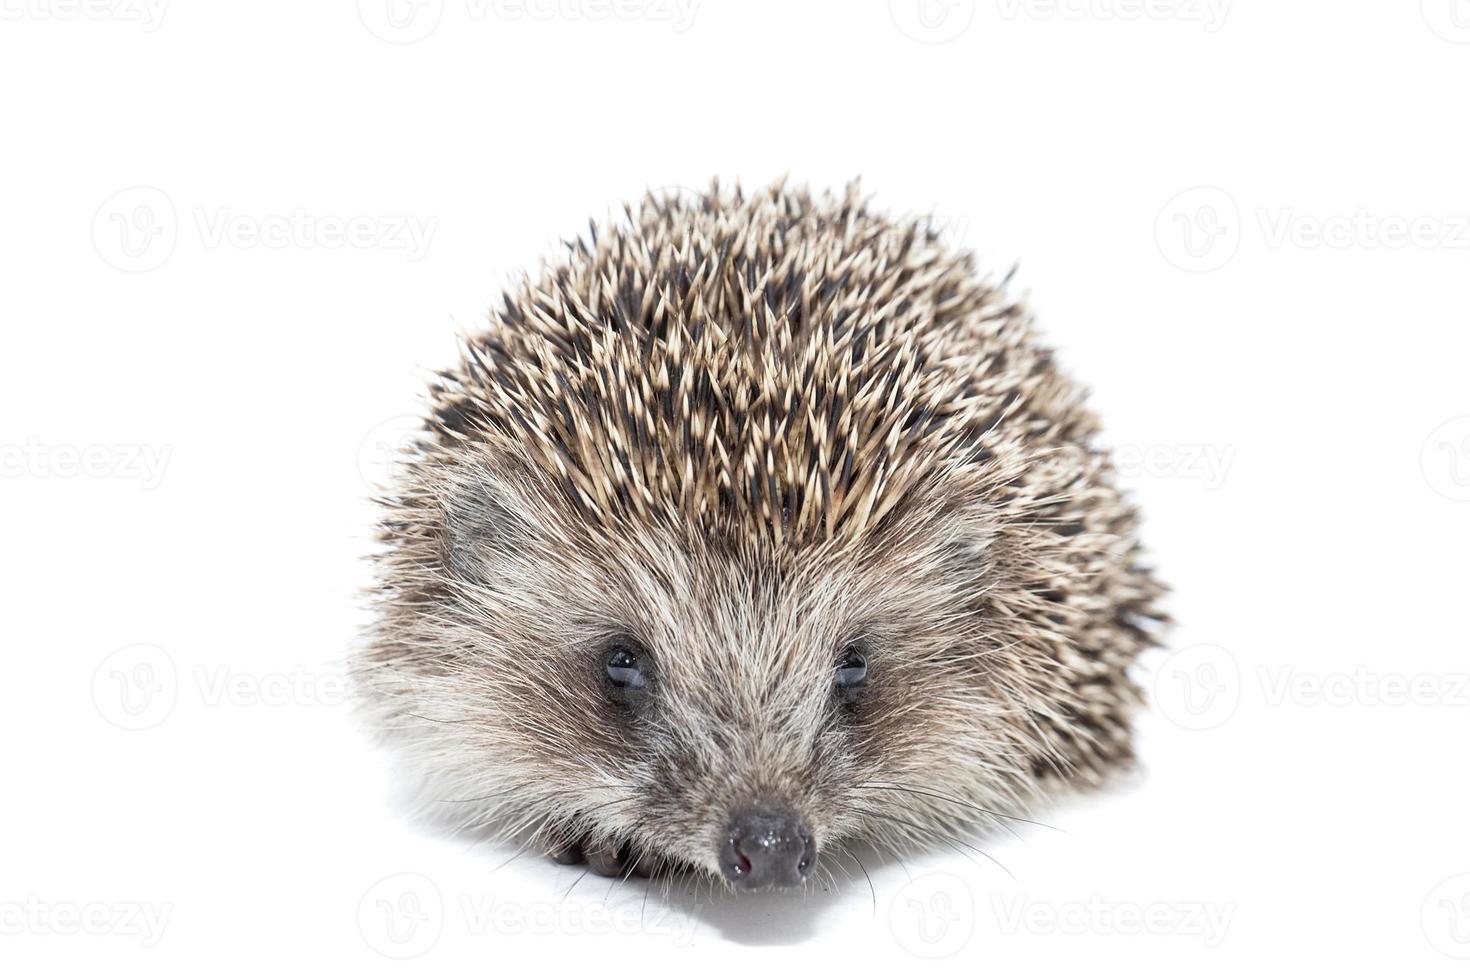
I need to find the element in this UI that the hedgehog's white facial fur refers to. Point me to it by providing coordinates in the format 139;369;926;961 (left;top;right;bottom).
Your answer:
356;181;1164;890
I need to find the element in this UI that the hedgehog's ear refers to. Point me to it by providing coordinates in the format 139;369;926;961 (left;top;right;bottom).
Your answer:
930;493;1002;584
871;480;999;584
437;469;536;582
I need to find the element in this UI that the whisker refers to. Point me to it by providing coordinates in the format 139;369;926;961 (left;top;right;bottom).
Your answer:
485;815;554;875
437;784;527;804
561;866;592;902
640;857;657;930
835;843;877;917
857;781;1063;833
848;806;1017;882
605;834;645;903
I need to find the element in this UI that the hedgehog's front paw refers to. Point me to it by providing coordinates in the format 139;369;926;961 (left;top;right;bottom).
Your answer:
547;837;584;866
547;834;657;877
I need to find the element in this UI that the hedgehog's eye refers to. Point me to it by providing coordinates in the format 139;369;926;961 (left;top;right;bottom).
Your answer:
834;646;867;688
605;643;647;690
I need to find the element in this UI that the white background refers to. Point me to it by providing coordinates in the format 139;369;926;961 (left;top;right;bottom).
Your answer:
3;1;1468;975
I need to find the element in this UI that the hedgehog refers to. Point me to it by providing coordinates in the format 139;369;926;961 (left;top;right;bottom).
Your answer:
355;180;1164;892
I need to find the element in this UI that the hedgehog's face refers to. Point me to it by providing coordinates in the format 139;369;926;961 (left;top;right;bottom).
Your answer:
379;454;1029;891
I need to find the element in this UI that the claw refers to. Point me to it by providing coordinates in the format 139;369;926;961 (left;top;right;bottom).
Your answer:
584;840;626;877
545;833;663;881
548;839;583;865
632;851;658;878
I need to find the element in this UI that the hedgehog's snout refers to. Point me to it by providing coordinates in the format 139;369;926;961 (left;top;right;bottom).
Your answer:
719;808;815;890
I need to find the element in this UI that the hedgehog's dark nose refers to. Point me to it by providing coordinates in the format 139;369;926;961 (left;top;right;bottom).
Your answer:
720;809;815;889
